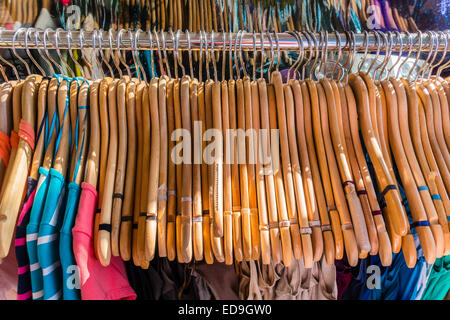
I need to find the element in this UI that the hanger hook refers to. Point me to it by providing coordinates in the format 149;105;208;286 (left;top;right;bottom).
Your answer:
274;31;280;72
259;30;265;80
308;31;320;80
118;29;132;78
437;31;450;78
43;28;62;75
345;31;357;84
176;30;186;77
387;30;403;79
300;31;313;81
169;30;178;79
109;28;122;78
252;31;257;82
239;30;247;78
266;30;274;82
186;29;194;79
408;30;423;82
12;27;31;76
204;30;211;81
228;30;233;80
79;29;93;79
153;28;165;78
415;31;435;83
286;31;302;81
396;31;414;79
422;31;442;80
373;31;390;82
55;28;75;77
366;31;381;75
222;31;227;82
357;30;370;73
96;30;110;78
67;29;85;78
338;31;352;83
33;29;53;76
432;31;449;79
234;30;242;80
331;31;342;80
132;29;147;82
199;30;203;83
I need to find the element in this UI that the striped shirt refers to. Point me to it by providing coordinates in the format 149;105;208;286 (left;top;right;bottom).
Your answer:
15;177;37;300
37;168;66;300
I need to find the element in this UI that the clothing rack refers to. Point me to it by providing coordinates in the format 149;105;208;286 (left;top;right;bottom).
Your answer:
0;29;447;52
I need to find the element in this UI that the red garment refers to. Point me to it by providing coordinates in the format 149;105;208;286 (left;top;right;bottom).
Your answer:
72;182;136;300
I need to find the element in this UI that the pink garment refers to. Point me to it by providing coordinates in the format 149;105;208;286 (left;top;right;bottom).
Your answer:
72;182;136;300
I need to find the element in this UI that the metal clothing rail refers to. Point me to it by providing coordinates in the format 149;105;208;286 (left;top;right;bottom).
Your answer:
0;29;448;52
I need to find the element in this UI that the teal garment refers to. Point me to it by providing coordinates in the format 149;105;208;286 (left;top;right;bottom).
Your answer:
421;255;450;300
26;167;50;300
59;182;81;300
37;168;67;300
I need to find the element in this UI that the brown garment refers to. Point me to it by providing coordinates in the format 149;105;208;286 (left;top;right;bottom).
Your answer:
238;257;337;300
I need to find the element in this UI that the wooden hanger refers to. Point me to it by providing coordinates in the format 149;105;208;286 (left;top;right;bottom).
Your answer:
236;78;253;262
131;80;145;266
433;79;450;157
272;71;311;264
157;75;169;258
250;78;271;265
205;78;224;262
138;82;150;269
322;78;371;258
144;76;161;263
336;80;379;257
166;78;178;261
228;78;244;262
84;80;101;188
291;79;335;264
0;80;23;200
179;75;193;263
305;79;344;261
119;79;137;261
342;81;393;265
316;80;360;265
190;77;203;261
243;76;260;261
267;83;294;266
111;77;128;258
381;78;435;266
350;74;409;237
257;78;282;265
0;83;14;189
391;78;446;258
173;78;183;262
404;79;450;256
416;84;450;193
221;79;234;265
198;80;214;264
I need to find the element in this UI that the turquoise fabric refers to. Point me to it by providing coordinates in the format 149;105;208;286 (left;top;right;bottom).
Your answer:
59;182;81;300
37;168;67;300
26;167;50;300
421;255;450;300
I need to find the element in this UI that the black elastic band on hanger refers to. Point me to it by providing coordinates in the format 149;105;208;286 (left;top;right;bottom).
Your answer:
342;180;355;188
146;215;157;221
98;224;112;232
411;220;430;230
95;208;101;214
378;184;397;209
121;216;133;222
372;210;383;216
132;223;138;229
139;212;147;217
176;211;182;216
357;189;368;195
113;193;124;200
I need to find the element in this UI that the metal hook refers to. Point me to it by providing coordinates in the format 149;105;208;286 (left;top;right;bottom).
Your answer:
55;28;74;77
437;31;450;78
357;30;370;73
373;31;391;82
366;31;381;75
109;28;122;78
117;29;132;78
132;30;147;82
238;30;247;78
44;28;62;75
203;31;210;81
266;31;274;82
431;31;449;79
199;30;204;83
169;30;178;79
79;29;93;79
308;31;320;80
300;31;313;81
286;31;302;81
407;30;423;82
331;31;342;80
33;29;53;76
25;28;45;76
259;30;265;80
273;31;280;72
396;31;414;79
0;46;19;81
415;31;435;83
345;31;358;84
153;29;165;78
252;31;257;82
387;30;403;79
337;31;352;82
228;30;233;80
176;30;185;77
186;30;194;79
210;30;218;82
222;31;227;82
67;29;85;78
234;30;242;80
96;30;110;78
422;31;442;80
12;28;31;76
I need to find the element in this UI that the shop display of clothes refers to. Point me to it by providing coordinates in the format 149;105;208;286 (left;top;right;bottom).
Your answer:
0;1;449;303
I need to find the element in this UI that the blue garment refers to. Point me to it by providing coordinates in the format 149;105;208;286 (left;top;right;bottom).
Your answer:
37;168;67;300
26;167;50;300
59;182;81;300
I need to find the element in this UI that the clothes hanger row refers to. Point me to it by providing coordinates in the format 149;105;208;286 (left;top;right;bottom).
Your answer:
0;27;448;271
